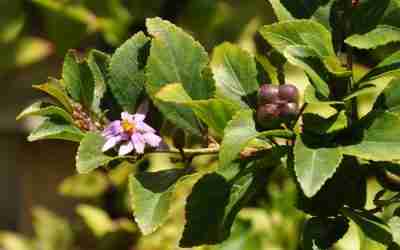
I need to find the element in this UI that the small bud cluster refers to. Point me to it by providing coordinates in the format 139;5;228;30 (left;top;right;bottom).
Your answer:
72;103;102;131
256;84;299;128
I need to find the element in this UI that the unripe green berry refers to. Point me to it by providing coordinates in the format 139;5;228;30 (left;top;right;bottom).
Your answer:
279;84;299;103
258;84;279;104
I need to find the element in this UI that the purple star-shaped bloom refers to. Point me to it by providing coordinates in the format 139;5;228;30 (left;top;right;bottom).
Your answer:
102;112;162;156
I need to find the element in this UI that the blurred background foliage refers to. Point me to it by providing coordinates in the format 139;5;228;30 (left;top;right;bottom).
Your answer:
2;0;400;250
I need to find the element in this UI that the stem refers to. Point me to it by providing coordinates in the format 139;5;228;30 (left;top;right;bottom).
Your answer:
146;147;220;157
290;103;308;130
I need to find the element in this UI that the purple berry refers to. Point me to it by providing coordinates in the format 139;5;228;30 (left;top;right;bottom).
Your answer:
258;84;279;104
279;84;299;103
280;102;299;118
256;104;280;128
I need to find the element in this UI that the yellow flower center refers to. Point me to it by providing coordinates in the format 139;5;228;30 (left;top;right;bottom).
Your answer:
122;119;136;134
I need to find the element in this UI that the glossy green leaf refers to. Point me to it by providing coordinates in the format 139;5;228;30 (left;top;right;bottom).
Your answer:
58;172;109;198
28;119;83;142
284;46;330;97
76;132;115;174
129;168;190;235
294;135;343;197
87;49;110;114
303;216;349;250
211;42;259;107
155;83;241;137
33;79;73;113
146;17;214;135
342;111;400;161
345;25;400;50
374;78;400;111
359;51;400;84
259;20;335;57
342;207;393;246
344;84;377;101
389;216;400;246
108;32;150;112
17;101;74;123
62;50;95;108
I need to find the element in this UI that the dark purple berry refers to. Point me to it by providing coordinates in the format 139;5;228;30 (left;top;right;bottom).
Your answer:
279;84;299;103
258;84;279;104
280;102;299;118
256;104;280;128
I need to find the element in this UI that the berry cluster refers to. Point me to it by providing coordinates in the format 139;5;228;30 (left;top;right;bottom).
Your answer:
256;84;299;128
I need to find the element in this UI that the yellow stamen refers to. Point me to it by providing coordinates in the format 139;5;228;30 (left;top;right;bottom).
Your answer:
122;119;136;134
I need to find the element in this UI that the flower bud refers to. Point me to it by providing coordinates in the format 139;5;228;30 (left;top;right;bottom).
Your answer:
256;103;280;128
258;84;279;104
279;84;299;103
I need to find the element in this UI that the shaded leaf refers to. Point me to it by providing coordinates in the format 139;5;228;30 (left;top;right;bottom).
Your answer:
303;216;349;250
268;0;295;21
350;0;391;34
108;32;150;112
33;79;73;112
342;207;393;246
358;51;400;84
303;111;347;135
279;0;330;19
58;172;109;198
76;205;115;237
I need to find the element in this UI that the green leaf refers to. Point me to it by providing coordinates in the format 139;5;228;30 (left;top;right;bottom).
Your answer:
87;49;110;114
278;0;330;19
345;25;400;50
28;119;83;142
108;32;150;112
0;232;32;250
342;111;400;161
33;79;73;113
303;111;347;135
146;17;214;99
209;219;262;250
304;85;343;104
283;46;330;97
374;78;400;111
268;0;295;21
350;0;391;34
344;84;377;101
58;172;109;198
33;207;74;250
255;55;279;84
76;132;115;174
358;51;400;84
76;205;115;237
129;168;190;235
294;135;343;197
389;216;400;246
341;207;393;246
155;83;242;137
219;110;292;178
303;216;349;250
62;50;95;108
146;17;214;134
259;20;335;58
17;101;74;123
211;42;259;107
181;157;276;247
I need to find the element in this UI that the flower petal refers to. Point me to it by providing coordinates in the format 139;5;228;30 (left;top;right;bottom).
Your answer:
102;121;122;137
102;136;122;152
119;142;134;156
136;120;156;133
143;133;162;147
133;113;146;122
121;112;134;122
131;133;145;154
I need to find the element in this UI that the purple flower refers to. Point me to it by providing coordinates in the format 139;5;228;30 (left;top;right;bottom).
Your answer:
102;112;162;156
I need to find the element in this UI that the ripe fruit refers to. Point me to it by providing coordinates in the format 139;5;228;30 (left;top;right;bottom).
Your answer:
280;102;299;118
256;104;280;128
258;84;279;104
279;84;299;103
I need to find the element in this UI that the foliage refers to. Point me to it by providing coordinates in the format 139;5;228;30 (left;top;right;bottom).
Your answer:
11;0;400;250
